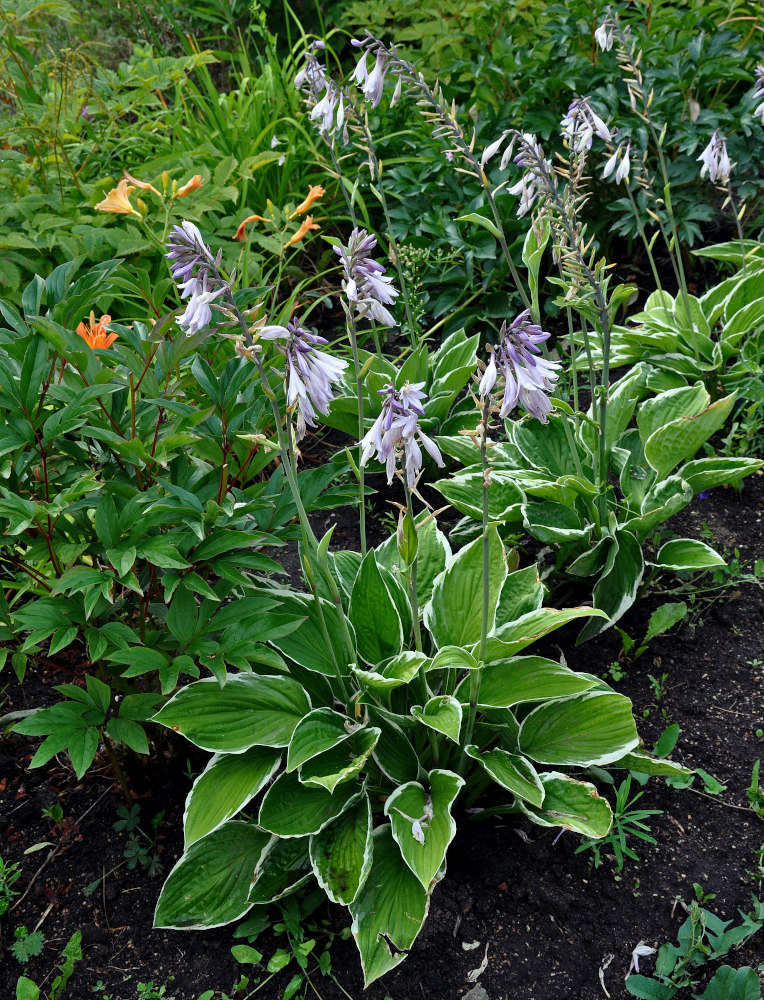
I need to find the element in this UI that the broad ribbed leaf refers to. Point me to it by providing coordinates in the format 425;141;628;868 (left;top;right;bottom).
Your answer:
287;709;353;772
154;822;270;929
351;652;427;694
519;691;639;766
349;825;429;987
184;747;281;846
654;538;726;571
246;836;312;905
411;696;462;744
299;728;380;793
432;471;525;522
152;675;310;752
349;551;403;664
517;772;613;838
367;706;420;785
457;655;596;708
424;525;506;648
678;457;762;493
578;529;643;642
384;769;464;889
484;606;607;658
644;393;736;480
465;746;543;807
310;794;373;905
258;770;361;837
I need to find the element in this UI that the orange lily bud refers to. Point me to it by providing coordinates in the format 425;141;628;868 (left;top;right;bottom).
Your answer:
123;169;161;196
234;214;272;241
283;215;320;249
289;184;325;219
176;174;203;198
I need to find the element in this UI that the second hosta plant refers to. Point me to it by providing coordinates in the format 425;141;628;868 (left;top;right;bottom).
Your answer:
151;518;686;985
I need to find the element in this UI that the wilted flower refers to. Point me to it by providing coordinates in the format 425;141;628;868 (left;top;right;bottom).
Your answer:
234;214;271;241
479;310;561;423
289;185;325;219
166;221;227;336
697;130;731;184
594;17;614;51
602;141;631;184
334;228;399;326
76;312;118;349
360;382;444;486
95;178;141;216
753;65;764;123
123;169;160;196
176;174;203;198
259;318;348;439
626;942;655;978
561;97;611;152
283;215;320;249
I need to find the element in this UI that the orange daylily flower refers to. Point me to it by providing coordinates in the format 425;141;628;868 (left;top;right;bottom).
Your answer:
289;185;325;219
123;169;160;196
283;215;320;249
95;178;141;216
76;312;118;350
234;214;272;241
176;174;203;198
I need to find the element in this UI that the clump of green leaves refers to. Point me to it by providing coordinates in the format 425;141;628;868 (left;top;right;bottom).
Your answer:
12;926;45;965
575;775;662;876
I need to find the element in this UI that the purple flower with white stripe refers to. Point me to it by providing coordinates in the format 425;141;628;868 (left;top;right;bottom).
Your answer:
361;382;444;485
479;311;561;423
166;221;228;336
334;228;399;326
697;130;731;184
561;97;611;153
259;318;348;440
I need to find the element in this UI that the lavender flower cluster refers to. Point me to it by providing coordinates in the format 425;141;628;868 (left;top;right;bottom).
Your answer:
334;228;399;327
166;222;227;336
259;318;348;440
479;311;560;423
361;382;444;486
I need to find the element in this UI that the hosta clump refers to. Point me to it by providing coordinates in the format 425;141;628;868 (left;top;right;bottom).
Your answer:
151;519;684;985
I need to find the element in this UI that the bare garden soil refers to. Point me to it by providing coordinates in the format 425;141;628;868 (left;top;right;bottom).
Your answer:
2;466;764;1000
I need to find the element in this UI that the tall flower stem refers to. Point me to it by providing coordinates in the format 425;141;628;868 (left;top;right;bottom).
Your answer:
346;308;367;556
726;183;747;276
361;120;419;347
625;185;663;293
401;479;423;655
457;399;491;777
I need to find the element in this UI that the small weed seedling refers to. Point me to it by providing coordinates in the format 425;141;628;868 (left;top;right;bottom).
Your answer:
747;760;764;819
14;931;81;1000
12;926;46;964
0;856;22;915
114;804;165;877
576;776;662;877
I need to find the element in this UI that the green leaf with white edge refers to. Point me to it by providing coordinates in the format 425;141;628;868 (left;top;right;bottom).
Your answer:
152;675;310;752
432;471;525;523
183;747;282;846
519;691;639;766
654;539;726;571
578;529;644;642
644;393;737;480
299;727;380;793
154;822;271;929
286;708;353;772
246;835;312;905
514;414;582;478
628;476;693;538
376;514;450;610
517;772;613;838
310;794;373;906
496;564;544;625
367;705;421;784
614;750;693;779
384;769;464;889
424;524;507;648
485;605;607;657
351;652;428;694
428;645;479;673
465;746;544;807
411;696;462;744
456;655;597;708
677;457;763;493
349;824;429;987
258;769;361;837
637;383;710;445
456;212;502;239
269;592;356;677
349;551;403;664
522;500;589;544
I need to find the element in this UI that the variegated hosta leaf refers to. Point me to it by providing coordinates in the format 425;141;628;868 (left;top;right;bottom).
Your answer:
298;727;380;793
349;825;430;987
154;822;270;929
384;769;464;889
246;835;312;905
258;770;361;837
286;708;353;772
465;746;543;807
519;691;639;767
183;746;281;846
310;794;373;905
516;772;613;838
411;695;462;743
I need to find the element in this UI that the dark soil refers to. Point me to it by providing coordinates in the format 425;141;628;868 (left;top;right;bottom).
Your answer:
2;471;764;1000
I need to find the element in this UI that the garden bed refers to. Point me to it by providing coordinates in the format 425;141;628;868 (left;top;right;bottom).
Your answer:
2;472;763;1000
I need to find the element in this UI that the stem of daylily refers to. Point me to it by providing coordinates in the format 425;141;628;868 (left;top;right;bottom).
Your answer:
347;309;367;557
